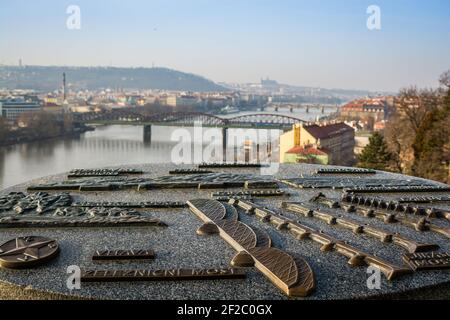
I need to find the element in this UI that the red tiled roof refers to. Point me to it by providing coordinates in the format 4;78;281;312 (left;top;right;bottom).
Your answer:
286;146;328;156
303;123;353;140
341;98;386;111
374;121;385;129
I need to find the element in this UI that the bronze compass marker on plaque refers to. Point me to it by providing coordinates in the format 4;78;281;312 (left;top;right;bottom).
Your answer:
0;236;59;269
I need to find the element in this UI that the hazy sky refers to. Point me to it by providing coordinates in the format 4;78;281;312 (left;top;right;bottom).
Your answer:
0;0;449;91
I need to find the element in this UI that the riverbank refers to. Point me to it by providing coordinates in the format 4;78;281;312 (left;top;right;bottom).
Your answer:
0;124;94;147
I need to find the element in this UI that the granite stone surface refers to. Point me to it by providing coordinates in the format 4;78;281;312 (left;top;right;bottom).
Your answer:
0;163;449;300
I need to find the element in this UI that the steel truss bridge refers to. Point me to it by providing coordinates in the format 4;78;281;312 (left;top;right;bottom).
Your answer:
75;110;305;129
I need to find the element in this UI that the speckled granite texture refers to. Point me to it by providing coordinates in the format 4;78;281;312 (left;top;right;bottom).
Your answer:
0;163;449;300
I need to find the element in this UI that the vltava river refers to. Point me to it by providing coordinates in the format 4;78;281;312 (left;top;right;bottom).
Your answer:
0;108;334;190
0;125;280;190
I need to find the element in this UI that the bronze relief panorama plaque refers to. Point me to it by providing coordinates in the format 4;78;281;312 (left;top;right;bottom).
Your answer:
1;163;450;300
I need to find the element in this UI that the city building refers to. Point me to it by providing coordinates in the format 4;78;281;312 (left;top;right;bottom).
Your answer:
283;145;329;164
165;95;177;107
279;122;355;165
340;97;394;130
166;95;200;107
143;95;157;105
260;78;279;90
44;95;59;107
126;95;146;107
0;98;42;120
178;95;200;107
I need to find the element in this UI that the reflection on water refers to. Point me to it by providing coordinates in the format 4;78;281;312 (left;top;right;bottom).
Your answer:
0;125;280;190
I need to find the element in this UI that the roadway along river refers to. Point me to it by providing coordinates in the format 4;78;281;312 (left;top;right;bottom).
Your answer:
0;109;333;190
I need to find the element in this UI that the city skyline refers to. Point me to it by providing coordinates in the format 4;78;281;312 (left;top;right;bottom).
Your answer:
0;0;449;92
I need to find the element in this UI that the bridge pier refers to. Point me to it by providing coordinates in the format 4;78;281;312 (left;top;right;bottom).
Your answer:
222;127;228;163
143;125;152;144
267;140;272;158
244;148;250;163
256;143;260;163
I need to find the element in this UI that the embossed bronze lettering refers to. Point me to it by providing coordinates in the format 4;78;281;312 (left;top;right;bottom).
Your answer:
72;201;186;208
212;189;286;198
244;181;279;189
198;163;264;168
403;252;450;271
92;249;155;261
215;196;253;202
169;169;213;174
0;216;167;228
316;168;376;174
29;173;278;191
68;168;143;177
81;268;246;282
280;177;434;189
345;186;450;193
397;196;450;203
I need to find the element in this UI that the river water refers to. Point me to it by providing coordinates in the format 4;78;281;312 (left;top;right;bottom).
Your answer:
0;109;333;190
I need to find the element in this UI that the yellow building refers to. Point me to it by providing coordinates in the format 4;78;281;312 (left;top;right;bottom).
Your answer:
44;96;59;106
165;95;177;107
279;122;355;166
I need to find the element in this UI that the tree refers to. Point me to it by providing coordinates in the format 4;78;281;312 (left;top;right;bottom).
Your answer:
393;87;440;133
411;70;450;182
366;116;375;131
141;100;168;115
0;117;10;141
358;132;394;171
384;86;441;174
439;70;450;87
62;113;74;132
384;112;413;173
18;111;60;137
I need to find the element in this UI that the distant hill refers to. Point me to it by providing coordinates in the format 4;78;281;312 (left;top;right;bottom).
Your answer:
0;66;227;92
